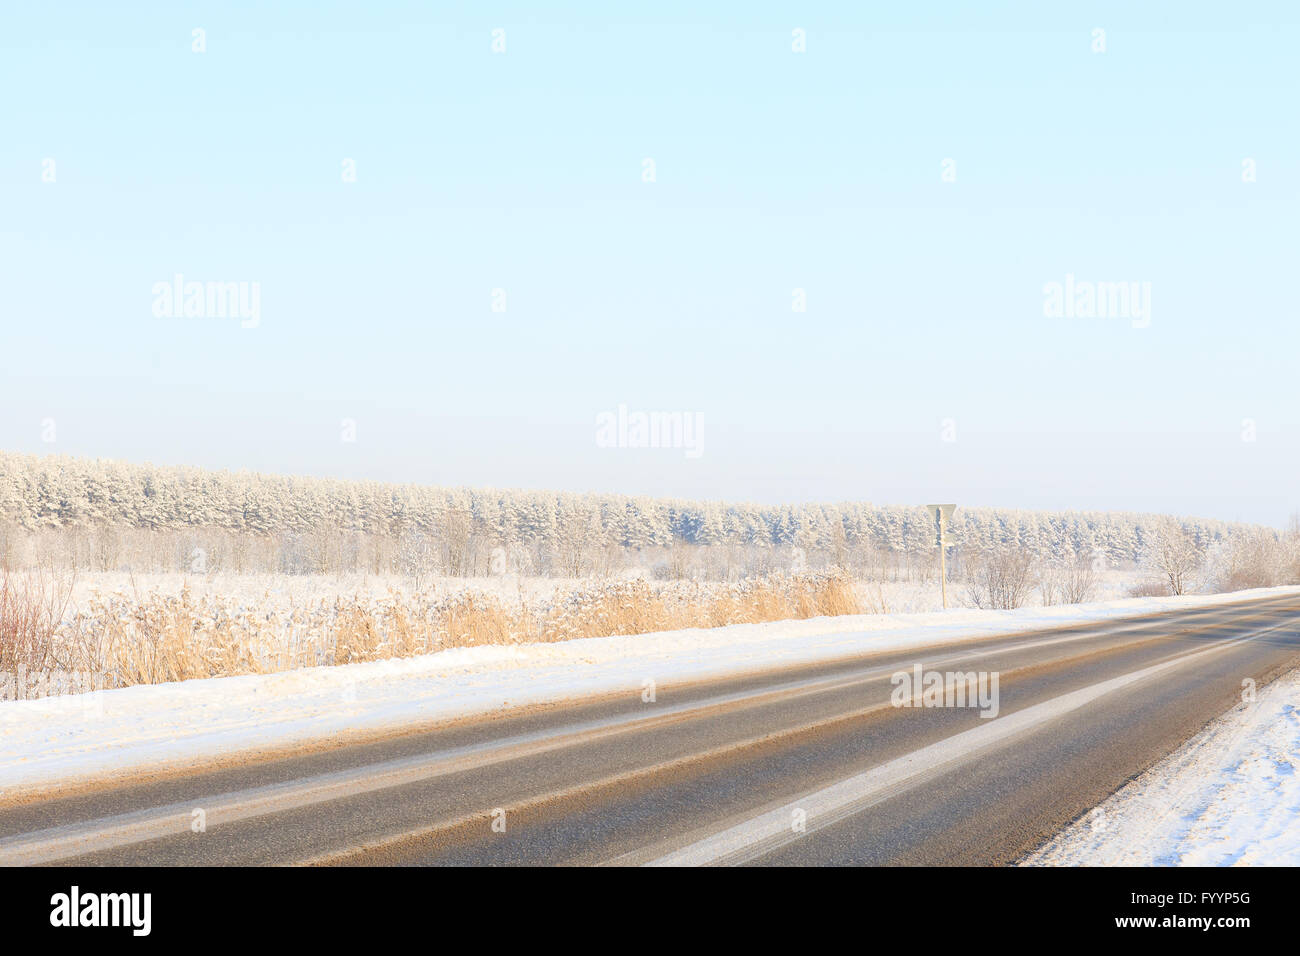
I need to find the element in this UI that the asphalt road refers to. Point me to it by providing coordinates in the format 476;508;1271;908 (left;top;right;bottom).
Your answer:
3;593;1299;866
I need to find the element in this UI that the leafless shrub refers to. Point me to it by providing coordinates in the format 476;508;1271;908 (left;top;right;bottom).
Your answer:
1144;518;1204;596
441;508;472;577
0;569;73;680
1061;555;1098;604
1208;527;1296;592
1038;554;1098;606
397;530;437;592
858;579;890;615
1127;578;1171;598
966;549;1035;610
0;520;21;572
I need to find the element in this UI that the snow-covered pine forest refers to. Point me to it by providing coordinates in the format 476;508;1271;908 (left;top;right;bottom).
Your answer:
0;452;1285;588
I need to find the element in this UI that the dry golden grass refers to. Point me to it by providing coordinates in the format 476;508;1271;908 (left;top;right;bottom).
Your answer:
6;570;864;696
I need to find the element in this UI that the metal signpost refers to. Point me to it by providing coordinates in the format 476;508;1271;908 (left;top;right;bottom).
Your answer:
926;503;956;609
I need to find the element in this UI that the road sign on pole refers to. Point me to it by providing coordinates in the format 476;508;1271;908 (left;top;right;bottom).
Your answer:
925;503;957;609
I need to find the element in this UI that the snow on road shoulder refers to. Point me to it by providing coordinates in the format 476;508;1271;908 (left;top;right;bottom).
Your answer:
2;586;1297;800
1024;666;1300;866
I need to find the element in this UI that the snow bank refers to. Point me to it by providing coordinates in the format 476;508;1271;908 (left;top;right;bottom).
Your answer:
1023;664;1300;866
2;586;1296;798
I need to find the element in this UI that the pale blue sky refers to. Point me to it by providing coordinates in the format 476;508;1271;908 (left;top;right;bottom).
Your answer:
2;2;1296;524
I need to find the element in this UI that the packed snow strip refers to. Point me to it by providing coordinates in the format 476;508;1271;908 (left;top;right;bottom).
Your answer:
1;586;1297;798
1023;663;1300;867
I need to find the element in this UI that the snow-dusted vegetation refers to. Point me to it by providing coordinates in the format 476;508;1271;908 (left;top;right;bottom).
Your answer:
2;451;1298;700
2;569;866;697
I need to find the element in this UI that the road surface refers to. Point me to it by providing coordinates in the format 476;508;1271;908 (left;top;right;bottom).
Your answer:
3;592;1299;866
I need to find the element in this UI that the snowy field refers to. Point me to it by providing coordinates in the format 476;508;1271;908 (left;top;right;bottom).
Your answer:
1024;665;1300;866
62;567;1146;615
2;585;1292;801
67;571;589;608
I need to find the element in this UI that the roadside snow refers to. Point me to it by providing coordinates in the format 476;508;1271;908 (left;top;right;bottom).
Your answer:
1023;665;1300;866
1;586;1296;799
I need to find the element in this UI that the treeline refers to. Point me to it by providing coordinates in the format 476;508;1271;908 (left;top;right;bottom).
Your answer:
0;451;1279;581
